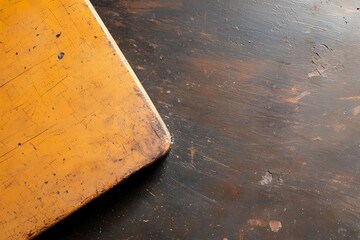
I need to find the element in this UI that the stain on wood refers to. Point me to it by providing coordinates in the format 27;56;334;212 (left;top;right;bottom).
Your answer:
0;1;170;239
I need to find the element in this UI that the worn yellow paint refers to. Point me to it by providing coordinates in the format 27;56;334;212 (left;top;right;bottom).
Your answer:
0;1;170;239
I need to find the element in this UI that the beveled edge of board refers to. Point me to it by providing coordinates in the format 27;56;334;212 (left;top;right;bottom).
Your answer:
86;0;171;147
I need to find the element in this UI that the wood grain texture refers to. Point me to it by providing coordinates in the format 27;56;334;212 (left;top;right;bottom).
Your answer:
36;0;360;239
0;1;170;239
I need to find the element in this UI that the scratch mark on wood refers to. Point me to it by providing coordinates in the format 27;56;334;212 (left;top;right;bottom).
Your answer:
168;177;217;204
340;96;360;101
0;126;54;162
287;91;311;104
188;146;196;163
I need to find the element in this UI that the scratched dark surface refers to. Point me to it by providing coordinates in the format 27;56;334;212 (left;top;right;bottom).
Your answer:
36;0;360;239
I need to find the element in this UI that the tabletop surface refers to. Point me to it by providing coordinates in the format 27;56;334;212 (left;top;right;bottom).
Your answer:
0;1;169;239
36;0;360;239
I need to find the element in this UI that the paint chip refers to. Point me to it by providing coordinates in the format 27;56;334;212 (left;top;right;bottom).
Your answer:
260;171;273;185
353;106;360;116
269;221;282;232
248;219;267;227
135;66;145;70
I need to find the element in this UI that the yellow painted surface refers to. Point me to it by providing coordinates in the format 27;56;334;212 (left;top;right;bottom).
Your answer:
0;1;170;239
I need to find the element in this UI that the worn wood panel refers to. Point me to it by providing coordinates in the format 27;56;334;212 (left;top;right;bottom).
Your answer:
0;1;170;239
35;0;360;239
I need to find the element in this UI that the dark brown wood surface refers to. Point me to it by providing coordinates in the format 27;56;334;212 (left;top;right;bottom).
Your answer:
36;0;360;239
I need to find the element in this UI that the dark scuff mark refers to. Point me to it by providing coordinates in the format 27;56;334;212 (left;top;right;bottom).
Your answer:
58;52;65;60
27;232;35;238
322;44;332;50
113;158;124;163
56;32;62;38
30;142;37;150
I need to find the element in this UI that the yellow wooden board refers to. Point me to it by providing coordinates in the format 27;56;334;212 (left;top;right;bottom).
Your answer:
0;1;170;239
